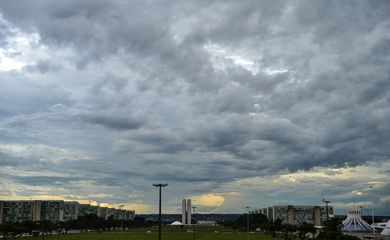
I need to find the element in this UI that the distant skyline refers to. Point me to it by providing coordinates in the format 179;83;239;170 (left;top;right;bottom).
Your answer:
0;1;389;215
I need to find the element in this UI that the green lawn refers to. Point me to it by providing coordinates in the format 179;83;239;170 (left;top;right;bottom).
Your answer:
21;229;281;240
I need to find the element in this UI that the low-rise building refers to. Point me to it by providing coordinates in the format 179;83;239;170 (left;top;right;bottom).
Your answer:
197;221;217;226
0;200;135;223
252;205;333;226
106;208;116;219
123;209;135;220
0;201;3;224
41;201;64;222
0;201;36;223
64;201;79;221
78;204;100;217
99;207;109;219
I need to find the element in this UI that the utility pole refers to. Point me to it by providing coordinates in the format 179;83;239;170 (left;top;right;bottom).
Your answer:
369;186;375;234
41;202;45;240
192;206;196;240
323;198;331;221
119;204;124;239
246;206;250;239
153;183;168;240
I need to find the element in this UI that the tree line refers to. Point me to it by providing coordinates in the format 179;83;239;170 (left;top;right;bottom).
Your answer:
0;214;153;239
219;213;360;240
0;213;360;240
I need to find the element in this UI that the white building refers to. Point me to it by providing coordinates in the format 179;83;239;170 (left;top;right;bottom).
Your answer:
381;220;390;236
342;207;372;232
181;199;192;225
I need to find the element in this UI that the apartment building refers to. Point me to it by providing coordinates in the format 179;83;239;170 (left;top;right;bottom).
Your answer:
63;201;79;221
78;204;100;217
0;201;36;224
0;200;135;224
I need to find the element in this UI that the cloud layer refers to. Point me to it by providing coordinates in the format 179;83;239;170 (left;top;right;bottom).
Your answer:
0;1;389;214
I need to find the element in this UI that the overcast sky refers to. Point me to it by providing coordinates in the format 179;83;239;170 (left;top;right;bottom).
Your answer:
0;0;389;215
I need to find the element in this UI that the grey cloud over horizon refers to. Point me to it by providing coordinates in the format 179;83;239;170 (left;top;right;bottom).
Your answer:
0;0;389;214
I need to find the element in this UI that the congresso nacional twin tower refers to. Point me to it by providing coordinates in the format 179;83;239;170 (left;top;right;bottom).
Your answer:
181;199;192;225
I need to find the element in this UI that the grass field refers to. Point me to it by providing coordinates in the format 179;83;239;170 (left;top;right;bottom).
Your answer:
20;229;281;240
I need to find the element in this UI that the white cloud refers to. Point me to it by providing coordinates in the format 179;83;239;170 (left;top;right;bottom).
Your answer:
0;143;93;162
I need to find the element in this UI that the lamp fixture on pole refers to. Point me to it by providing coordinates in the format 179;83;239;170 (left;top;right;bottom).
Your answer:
246;206;250;239
153;183;168;240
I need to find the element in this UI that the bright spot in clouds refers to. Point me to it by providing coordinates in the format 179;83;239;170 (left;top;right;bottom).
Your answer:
191;194;225;207
0;15;47;72
352;191;363;196
0;49;25;71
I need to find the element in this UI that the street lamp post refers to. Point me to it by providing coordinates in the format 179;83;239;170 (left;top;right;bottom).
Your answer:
153;183;168;240
246;206;250;239
192;206;196;240
369;186;375;234
41;202;45;240
322;198;331;221
119;204;124;239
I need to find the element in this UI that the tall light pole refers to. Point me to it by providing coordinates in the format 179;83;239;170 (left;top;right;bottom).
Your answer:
153;183;168;240
192;206;196;240
246;206;250;239
369;186;375;234
323;198;331;221
119;204;124;237
41;201;45;240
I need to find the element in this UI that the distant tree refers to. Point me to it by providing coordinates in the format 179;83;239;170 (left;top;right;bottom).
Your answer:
0;223;11;239
261;218;283;238
273;218;284;235
282;224;296;240
316;219;355;240
297;222;316;239
220;213;268;231
336;235;360;240
105;215;115;231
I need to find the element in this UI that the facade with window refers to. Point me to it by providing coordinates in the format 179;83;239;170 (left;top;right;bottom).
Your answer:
78;204;100;217
41;201;64;222
0;200;135;223
63;201;79;221
0;201;36;223
251;205;333;226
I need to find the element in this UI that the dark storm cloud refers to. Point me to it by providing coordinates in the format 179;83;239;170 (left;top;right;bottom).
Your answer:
85;114;143;131
0;0;389;213
0;73;70;117
0;152;23;166
23;60;62;73
0;0;388;166
10;175;81;186
0;1;173;66
0;17;12;46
